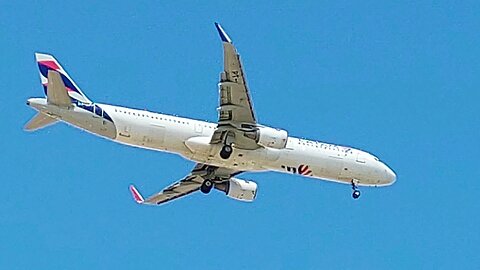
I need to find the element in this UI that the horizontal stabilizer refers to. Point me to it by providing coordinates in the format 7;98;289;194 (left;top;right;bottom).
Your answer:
24;113;57;131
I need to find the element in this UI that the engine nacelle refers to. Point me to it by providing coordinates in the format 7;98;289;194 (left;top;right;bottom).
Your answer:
246;126;288;149
225;178;258;202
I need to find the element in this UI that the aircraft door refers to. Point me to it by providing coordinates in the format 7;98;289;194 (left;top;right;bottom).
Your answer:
119;125;131;137
194;123;203;134
356;152;366;163
94;105;110;128
90;105;102;119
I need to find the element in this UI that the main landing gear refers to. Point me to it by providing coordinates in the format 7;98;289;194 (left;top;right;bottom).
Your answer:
200;179;214;194
351;180;361;199
219;144;233;159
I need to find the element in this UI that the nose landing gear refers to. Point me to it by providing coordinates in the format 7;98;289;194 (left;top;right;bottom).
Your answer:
352;189;361;199
351;180;361;199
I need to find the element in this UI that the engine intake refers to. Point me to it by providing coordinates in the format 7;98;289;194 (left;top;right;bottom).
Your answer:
222;178;257;202
245;126;288;149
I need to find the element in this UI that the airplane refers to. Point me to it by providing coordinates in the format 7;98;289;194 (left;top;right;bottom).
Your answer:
25;23;396;206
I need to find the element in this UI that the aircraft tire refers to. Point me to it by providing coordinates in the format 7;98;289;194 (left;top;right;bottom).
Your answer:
352;190;361;199
220;145;233;159
201;180;213;194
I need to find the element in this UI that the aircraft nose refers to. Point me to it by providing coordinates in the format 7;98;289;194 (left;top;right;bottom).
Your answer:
384;165;396;184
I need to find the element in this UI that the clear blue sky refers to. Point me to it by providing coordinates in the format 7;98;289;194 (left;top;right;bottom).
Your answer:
1;1;479;269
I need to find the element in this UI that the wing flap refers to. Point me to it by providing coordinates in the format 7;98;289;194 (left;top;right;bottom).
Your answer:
144;176;203;205
218;44;256;125
130;175;203;206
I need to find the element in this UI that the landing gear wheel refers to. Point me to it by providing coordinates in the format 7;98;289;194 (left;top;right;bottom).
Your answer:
200;180;213;194
220;145;233;159
351;180;361;200
352;190;361;199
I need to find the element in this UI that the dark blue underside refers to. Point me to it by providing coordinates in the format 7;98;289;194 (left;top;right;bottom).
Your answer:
77;103;113;122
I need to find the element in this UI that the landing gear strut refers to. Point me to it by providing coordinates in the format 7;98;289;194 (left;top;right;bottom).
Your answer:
200;180;214;194
351;180;361;199
219;144;233;159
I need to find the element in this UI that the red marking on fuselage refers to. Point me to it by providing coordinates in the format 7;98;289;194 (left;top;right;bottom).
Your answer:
298;164;313;176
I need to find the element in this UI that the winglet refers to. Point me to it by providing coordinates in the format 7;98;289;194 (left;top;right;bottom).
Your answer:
129;185;145;204
214;22;232;43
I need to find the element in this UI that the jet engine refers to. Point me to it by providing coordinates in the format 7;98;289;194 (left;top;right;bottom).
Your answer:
245;126;288;149
216;178;258;202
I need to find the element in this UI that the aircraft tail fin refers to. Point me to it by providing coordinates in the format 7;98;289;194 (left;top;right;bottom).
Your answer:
46;70;73;107
24;113;58;131
35;53;92;104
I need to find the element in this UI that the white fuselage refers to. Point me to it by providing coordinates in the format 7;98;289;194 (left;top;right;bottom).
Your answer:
28;98;396;187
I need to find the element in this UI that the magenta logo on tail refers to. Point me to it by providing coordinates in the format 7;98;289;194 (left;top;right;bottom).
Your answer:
38;60;60;70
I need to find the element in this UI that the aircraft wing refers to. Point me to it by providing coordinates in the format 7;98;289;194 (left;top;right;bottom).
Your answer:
210;23;260;150
129;163;241;206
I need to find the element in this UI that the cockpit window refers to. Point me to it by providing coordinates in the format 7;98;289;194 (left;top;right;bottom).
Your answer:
366;152;380;161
